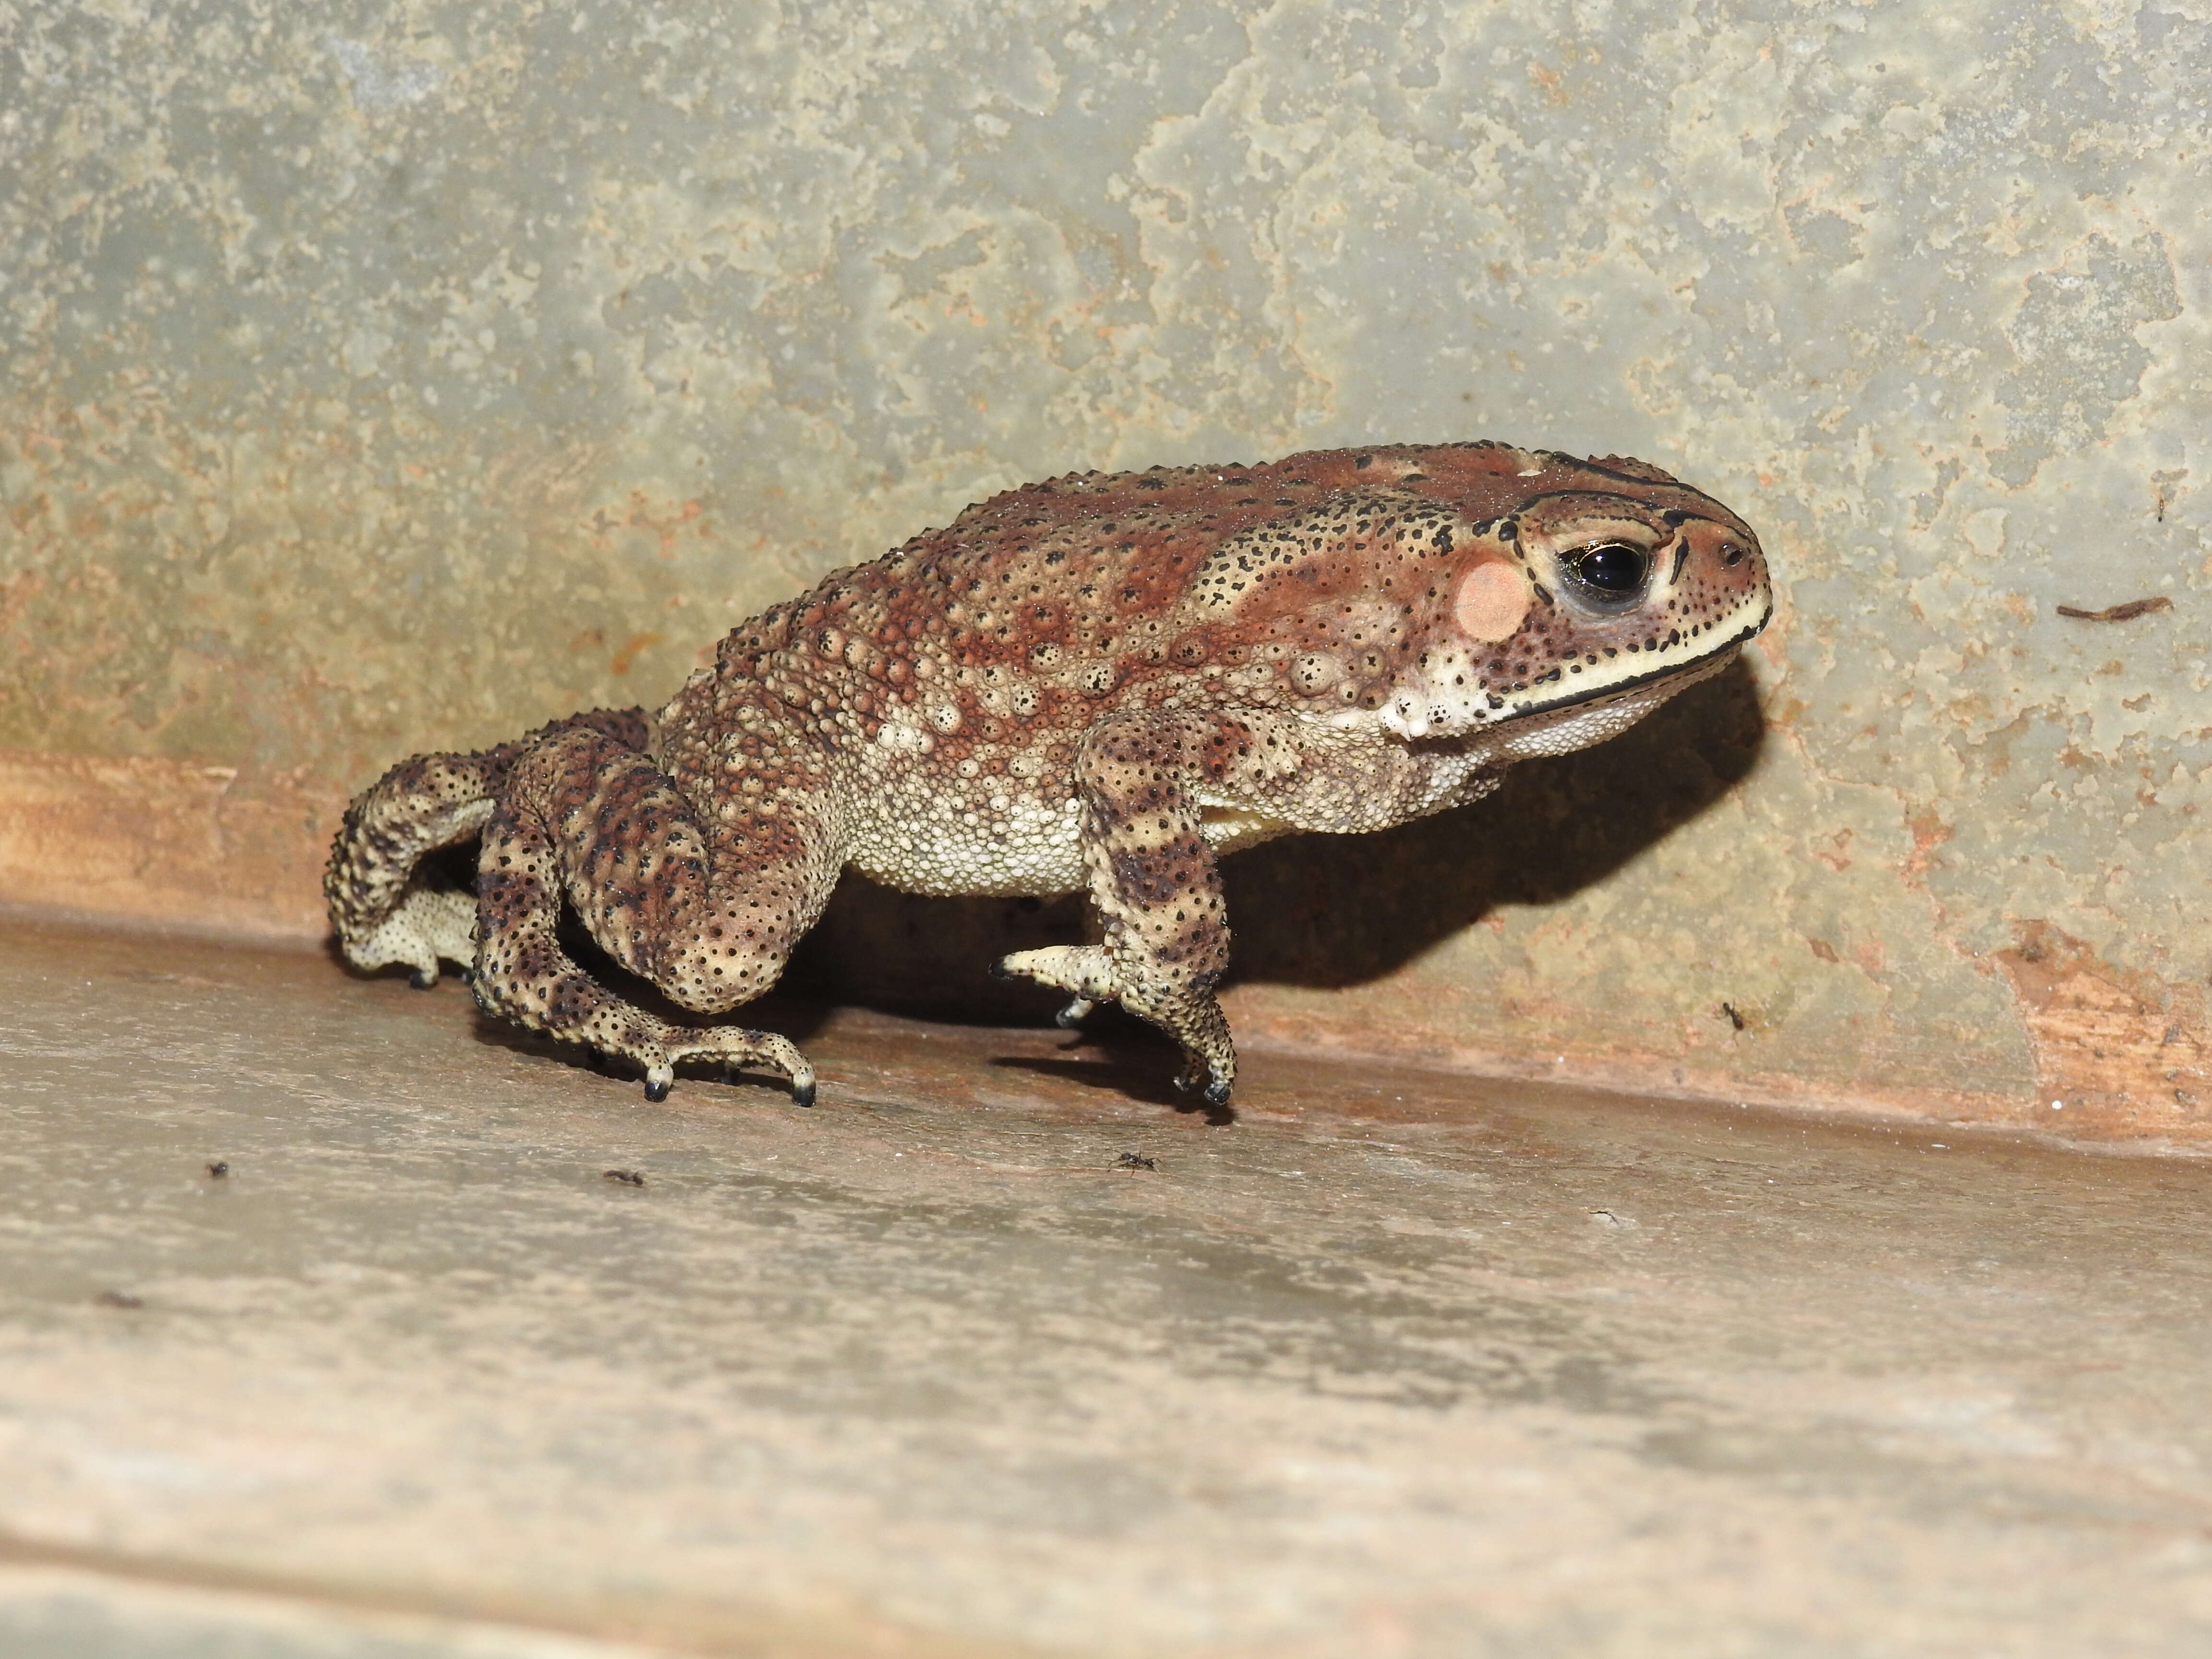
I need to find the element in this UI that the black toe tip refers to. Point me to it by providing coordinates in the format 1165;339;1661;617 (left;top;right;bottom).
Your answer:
408;969;435;991
1204;1081;1233;1108
643;1078;672;1104
1054;1007;1082;1029
792;1079;817;1108
986;957;1013;980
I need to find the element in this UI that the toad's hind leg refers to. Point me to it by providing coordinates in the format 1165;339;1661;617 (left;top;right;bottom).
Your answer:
325;709;651;988
330;755;490;989
472;721;840;1105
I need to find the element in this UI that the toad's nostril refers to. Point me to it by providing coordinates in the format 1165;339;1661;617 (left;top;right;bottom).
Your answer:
1722;543;1747;567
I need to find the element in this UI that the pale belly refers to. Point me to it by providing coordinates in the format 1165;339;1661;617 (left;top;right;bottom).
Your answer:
843;786;1090;898
842;784;1295;899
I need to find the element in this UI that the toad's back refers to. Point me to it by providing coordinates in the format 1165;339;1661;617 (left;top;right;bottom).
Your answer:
668;441;1755;769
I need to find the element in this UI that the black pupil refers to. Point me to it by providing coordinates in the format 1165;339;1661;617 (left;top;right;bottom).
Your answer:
1574;543;1647;594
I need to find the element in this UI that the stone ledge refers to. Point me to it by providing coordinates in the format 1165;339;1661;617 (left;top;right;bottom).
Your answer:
0;749;337;945
4;746;2203;1149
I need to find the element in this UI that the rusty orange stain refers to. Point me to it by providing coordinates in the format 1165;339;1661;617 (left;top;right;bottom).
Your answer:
1527;62;1567;104
620;492;707;560
0;569;44;628
610;632;663;675
1812;828;1854;873
1903;809;1952;882
1995;922;2209;1132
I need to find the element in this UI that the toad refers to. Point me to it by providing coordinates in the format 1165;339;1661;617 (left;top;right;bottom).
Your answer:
326;443;1772;1108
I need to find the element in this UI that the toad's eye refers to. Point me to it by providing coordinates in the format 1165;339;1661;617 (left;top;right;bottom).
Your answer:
1564;541;1649;598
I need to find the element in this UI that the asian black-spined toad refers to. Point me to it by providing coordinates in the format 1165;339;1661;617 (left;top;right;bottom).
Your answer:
326;443;1772;1108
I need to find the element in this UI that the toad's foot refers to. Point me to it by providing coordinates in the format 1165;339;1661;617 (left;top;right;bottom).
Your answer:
995;947;1120;1032
472;970;816;1106
343;886;477;989
1171;1057;1234;1110
995;945;1235;1107
995;945;1121;1005
1144;999;1235;1110
644;1024;816;1106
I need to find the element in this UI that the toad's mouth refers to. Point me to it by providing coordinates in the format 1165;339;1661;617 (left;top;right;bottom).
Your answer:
1498;600;1770;725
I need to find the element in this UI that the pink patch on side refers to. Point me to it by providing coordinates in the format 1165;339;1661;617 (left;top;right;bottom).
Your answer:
1455;558;1528;642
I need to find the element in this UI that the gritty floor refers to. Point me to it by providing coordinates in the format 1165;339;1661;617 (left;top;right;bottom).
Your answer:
2;918;2210;1659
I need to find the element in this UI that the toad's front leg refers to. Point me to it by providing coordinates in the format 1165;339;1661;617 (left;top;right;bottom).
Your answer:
471;721;842;1105
997;712;1255;1108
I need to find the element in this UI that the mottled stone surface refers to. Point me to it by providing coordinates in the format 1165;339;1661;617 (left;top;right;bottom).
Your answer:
1;0;2206;1129
8;920;2212;1657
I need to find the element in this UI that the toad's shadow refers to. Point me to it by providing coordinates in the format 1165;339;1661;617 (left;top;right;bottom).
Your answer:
786;652;1767;1013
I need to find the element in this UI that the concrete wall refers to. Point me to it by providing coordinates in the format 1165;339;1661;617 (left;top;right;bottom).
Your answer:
3;0;2206;1139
